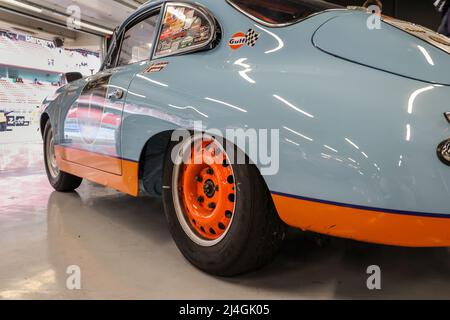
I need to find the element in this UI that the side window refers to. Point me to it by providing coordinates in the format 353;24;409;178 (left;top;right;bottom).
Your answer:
154;4;214;58
117;12;160;66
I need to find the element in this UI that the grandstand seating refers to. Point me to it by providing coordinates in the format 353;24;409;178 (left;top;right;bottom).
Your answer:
0;33;100;76
0;31;100;110
0;79;56;108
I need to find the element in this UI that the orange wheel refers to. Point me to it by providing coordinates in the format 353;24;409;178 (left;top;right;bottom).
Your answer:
164;132;286;275
172;134;236;245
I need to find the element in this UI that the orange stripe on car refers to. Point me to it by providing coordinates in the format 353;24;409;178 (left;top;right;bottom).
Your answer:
272;192;450;247
54;146;139;196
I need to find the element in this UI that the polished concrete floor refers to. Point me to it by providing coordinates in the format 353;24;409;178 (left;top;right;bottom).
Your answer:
0;128;449;299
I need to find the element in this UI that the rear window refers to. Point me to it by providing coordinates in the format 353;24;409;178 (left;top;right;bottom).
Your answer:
227;0;341;26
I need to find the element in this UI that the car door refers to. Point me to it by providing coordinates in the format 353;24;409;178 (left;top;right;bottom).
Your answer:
60;8;161;175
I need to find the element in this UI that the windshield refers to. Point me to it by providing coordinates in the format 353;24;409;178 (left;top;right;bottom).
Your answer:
227;0;341;26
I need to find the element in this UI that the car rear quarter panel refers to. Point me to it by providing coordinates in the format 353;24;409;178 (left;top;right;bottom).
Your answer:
124;5;450;214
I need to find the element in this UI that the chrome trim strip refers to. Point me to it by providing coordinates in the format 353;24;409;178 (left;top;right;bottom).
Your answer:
115;6;163;68
101;5;163;70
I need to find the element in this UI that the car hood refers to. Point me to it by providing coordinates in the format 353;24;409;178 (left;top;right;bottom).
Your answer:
312;12;450;85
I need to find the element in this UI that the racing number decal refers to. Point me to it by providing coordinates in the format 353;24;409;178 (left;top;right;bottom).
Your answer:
7;116;15;126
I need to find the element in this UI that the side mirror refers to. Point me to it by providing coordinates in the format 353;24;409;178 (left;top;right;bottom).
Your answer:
65;72;83;83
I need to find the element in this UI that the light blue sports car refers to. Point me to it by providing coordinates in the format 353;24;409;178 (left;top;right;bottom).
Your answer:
41;0;450;276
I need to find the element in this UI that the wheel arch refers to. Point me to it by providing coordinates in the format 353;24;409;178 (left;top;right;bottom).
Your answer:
136;129;273;199
137;130;174;197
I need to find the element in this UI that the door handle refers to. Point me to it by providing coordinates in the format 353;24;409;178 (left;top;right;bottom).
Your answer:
107;88;124;100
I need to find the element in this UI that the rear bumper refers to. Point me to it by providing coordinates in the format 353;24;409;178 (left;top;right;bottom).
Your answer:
272;192;450;247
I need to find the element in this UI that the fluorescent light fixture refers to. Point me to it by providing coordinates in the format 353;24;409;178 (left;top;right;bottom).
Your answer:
345;138;360;150
417;45;435;66
136;74;168;87
406;124;411;141
79;21;113;35
324;145;338;153
408;86;434;114
283;126;313;142
285;138;300;147
1;0;42;13
1;0;113;35
234;58;256;84
205;97;247;113
168;104;209;118
273;94;314;118
254;24;284;54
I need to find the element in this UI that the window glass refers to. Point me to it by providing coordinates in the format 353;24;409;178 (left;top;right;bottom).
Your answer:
155;4;213;57
228;0;340;25
117;12;160;66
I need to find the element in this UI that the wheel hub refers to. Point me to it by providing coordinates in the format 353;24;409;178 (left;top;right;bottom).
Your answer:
203;179;216;198
46;127;60;178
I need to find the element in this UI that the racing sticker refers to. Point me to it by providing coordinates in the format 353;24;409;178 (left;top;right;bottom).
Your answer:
144;61;169;73
155;5;212;57
228;29;260;50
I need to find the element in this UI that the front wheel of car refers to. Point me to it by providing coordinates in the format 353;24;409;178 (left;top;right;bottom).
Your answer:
43;121;83;192
162;133;286;276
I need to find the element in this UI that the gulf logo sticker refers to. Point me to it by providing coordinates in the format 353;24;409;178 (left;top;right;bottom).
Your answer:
228;29;260;50
228;32;247;50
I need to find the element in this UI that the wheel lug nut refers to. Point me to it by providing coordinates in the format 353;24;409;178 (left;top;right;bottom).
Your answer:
215;186;219;192
208;203;216;209
206;168;214;175
195;175;203;182
197;196;204;203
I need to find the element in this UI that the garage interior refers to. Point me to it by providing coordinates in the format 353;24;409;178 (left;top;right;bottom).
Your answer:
0;0;449;299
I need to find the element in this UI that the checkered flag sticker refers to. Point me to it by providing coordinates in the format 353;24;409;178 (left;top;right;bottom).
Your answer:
245;29;259;47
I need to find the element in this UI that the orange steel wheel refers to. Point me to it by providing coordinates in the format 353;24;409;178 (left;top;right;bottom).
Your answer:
178;138;236;241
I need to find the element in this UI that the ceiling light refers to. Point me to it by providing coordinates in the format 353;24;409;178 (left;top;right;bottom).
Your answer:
1;0;43;13
79;21;113;35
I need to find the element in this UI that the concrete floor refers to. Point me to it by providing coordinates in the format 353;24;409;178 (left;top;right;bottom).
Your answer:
0;128;449;299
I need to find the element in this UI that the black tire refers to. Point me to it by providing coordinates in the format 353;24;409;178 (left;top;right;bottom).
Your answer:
43;121;83;192
162;134;286;276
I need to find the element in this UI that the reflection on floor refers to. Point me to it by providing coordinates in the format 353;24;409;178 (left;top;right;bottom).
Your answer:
0;141;449;299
